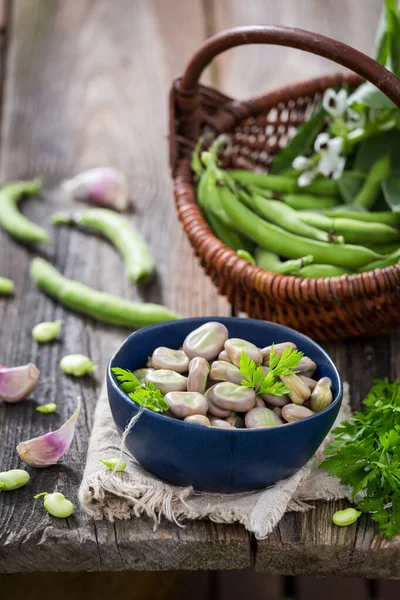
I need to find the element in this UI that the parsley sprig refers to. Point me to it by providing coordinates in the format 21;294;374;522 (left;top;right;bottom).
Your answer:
112;367;168;413
320;379;400;538
239;346;303;396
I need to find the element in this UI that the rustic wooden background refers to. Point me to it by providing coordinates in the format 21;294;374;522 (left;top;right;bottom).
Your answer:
1;0;399;598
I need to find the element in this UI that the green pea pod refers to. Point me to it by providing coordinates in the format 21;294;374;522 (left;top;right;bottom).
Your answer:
282;193;340;210
324;208;400;228
353;155;391;209
0;276;14;295
295;264;351;278
357;248;400;272
365;242;400;255
251;195;340;243
297;212;400;245
0;179;49;244
255;248;314;275
30;258;181;328
218;185;382;269
52;208;155;285
237;249;255;264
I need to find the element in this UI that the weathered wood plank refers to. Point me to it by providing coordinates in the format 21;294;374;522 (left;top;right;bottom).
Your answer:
212;0;400;579
0;0;250;573
296;575;369;600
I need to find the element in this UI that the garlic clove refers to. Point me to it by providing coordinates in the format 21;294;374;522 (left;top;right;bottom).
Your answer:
0;363;40;403
62;167;129;212
16;398;81;467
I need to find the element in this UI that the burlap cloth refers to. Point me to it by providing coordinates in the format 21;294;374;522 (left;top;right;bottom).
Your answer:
79;382;352;539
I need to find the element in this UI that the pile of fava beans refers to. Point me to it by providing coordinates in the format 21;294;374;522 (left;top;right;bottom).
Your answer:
132;322;334;429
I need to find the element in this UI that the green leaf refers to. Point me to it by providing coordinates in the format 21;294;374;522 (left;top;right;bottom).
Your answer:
270;106;327;174
112;366;168;413
348;82;396;109
354;131;400;176
338;171;366;204
382;176;400;211
386;0;400;76
374;3;390;65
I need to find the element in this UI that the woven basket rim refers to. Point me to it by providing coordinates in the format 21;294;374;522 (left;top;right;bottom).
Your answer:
172;71;400;302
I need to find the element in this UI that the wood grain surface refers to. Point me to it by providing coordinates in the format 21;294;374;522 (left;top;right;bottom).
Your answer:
1;0;400;584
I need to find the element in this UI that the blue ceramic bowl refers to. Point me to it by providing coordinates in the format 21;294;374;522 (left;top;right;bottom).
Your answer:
107;317;342;493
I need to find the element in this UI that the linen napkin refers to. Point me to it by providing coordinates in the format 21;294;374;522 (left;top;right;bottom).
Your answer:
79;382;352;539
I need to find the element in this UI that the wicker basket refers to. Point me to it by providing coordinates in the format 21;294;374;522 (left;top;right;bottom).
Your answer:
169;25;400;341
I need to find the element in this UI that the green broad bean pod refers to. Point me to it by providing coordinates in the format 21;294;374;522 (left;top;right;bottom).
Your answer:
324;209;400;228
282;193;340;210
0;179;49;244
52;208;154;285
229;170;339;196
218;185;382;270
353;155;390;209
295;264;351;278
357;248;400;273
366;242;400;255
197;170;253;253
297;212;400;245
0;276;14;295
237;249;255;264
255;248;314;275
30;257;181;328
251;195;341;244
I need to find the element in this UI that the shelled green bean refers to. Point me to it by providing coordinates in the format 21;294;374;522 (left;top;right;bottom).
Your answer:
0;276;14;295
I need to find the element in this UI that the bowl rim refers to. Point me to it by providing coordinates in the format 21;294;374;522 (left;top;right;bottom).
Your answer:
107;316;343;434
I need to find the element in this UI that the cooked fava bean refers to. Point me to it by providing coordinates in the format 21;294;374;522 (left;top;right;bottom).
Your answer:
297;357;317;377
206;392;232;418
259;392;290;407
281;404;315;422
211;382;256;412
245;407;283;428
183;322;229;360
184;414;211;426
164;391;208;418
226;413;245;428
147;370;187;394
218;349;232;362
281;374;311;405
261;342;297;363
300;375;318;391
133;368;154;383
209;361;243;385
311;377;333;412
255;395;266;408
225;338;262;367
209;417;233;429
187;357;210;393
272;407;282;419
151;347;189;373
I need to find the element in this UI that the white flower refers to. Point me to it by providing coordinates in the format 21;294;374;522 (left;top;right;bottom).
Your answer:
314;133;343;154
292;156;313;170
298;170;317;188
345;108;366;131
318;153;345;180
322;88;348;117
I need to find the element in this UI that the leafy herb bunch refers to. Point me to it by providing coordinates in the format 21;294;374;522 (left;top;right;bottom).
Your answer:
239;346;303;396
321;379;400;538
112;367;168;412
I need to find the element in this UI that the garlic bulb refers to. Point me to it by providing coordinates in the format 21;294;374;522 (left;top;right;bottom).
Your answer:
17;398;81;467
0;363;40;403
62;167;129;211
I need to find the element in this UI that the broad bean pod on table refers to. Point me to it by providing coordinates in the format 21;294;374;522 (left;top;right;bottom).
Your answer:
52;208;154;285
218;185;382;270
30;257;181;328
0;179;49;244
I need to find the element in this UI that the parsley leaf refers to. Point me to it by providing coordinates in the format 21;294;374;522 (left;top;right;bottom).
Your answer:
320;379;400;538
112;367;168;413
239;345;303;396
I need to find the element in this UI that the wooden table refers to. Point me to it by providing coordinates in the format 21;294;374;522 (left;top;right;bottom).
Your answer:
1;0;399;595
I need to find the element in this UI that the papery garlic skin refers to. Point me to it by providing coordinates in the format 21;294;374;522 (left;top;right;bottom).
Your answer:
0;363;40;403
17;398;81;467
62;167;129;211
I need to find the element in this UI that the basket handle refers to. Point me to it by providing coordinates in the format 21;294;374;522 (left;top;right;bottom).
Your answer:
175;25;400;140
